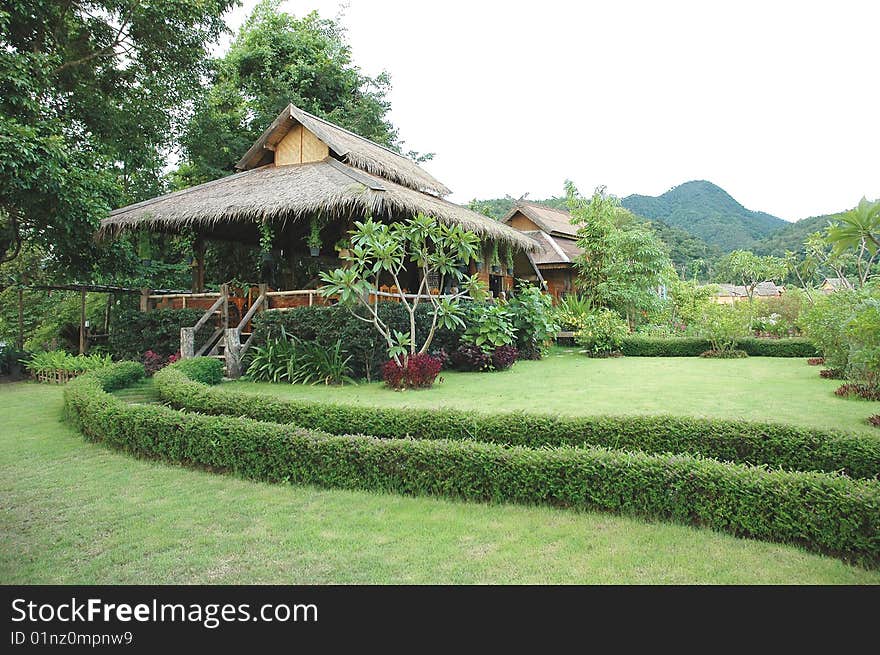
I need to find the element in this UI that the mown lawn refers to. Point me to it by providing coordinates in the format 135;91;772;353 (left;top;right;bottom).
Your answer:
1;382;878;584
228;350;880;435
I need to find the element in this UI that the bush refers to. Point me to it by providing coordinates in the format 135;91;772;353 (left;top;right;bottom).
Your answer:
170;357;224;385
620;337;818;357
462;303;515;352
801;290;863;371
575;309;629;356
808;357;825;366
108;308;207;360
450;343;492;371
869;415;880;428
835;384;880;401
382;353;443;390
156;361;880;480
143;350;180;376
491;345;518;371
71;364;880;566
821;368;845;379
507;286;558;359
251;304;466;381
697;303;750;356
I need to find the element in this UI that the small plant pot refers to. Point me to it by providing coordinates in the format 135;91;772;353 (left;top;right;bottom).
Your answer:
337;248;350;258
309;246;320;257
475;261;484;272
506;267;514;276
491;265;501;274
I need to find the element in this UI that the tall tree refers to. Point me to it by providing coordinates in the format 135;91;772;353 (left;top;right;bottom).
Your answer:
0;0;235;275
177;0;407;187
568;183;674;327
825;197;880;287
713;250;788;304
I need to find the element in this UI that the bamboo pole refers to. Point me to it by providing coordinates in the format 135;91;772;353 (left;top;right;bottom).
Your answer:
17;287;24;350
78;288;87;355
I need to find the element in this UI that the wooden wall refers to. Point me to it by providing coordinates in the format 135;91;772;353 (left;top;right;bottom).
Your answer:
275;125;329;165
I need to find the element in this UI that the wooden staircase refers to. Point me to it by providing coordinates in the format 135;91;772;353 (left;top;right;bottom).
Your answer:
179;283;266;378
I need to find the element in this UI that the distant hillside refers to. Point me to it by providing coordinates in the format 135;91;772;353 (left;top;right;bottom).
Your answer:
621;180;786;251
753;213;839;256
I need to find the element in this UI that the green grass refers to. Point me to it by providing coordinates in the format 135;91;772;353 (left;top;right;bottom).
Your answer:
1;381;878;584
228;350;880;435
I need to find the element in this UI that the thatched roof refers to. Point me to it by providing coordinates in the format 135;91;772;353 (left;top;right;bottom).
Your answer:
102;103;537;251
501;201;577;238
102;158;538;250
236;104;450;196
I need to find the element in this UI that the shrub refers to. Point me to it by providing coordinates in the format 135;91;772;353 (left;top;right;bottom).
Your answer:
697;303;750;356
808;357;826;366
72;364;880;566
491;345;518;371
575;309;629;356
143;350;180;376
450;343;492;372
462;303;515;352
382;353;443;390
801;290;864;371
171;357;224;385
835;384;880;401
251;304;466;381
108;308;208;360
869;415;880;428
553;295;592;331
821;368;845;379
156;361;880;480
507;286;558;359
619;337;817;357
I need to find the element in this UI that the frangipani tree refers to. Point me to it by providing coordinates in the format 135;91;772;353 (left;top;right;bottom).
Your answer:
319;215;487;365
825;197;880;288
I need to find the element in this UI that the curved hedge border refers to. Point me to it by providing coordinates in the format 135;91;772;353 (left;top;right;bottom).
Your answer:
64;362;880;566
620;337;818;358
155;360;880;479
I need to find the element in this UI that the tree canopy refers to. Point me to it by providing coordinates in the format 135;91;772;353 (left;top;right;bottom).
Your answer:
177;0;407;187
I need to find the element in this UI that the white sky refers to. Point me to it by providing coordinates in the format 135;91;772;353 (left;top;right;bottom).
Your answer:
218;0;879;221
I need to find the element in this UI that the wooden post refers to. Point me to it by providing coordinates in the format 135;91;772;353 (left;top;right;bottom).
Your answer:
139;288;151;312
192;235;206;293
258;283;268;312
220;283;229;329
180;327;195;359
104;293;113;333
224;328;241;379
17;287;24;350
78;288;87;355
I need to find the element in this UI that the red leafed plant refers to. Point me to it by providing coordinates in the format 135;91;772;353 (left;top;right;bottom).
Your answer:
382;353;443;390
491;345;518;371
820;368;844;379
835;383;880;401
807;357;825;366
143;350;181;376
868;415;880;428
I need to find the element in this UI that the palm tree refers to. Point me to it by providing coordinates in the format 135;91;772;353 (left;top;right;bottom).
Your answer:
825;197;880;287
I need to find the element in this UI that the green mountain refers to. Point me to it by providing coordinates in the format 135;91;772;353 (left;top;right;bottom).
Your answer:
621;180;786;251
752;213;837;256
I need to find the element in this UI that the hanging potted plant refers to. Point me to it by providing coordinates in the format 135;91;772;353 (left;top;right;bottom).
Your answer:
307;217;322;256
259;222;275;263
474;241;484;272
505;245;515;276
490;242;501;274
334;238;351;259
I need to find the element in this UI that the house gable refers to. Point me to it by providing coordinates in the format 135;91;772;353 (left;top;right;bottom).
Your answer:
275;124;330;165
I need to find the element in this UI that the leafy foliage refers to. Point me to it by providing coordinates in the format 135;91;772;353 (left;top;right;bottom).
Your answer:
620;336;817;358
246;331;355;386
506;285;559;358
450;343;493;372
574;309;629;356
26;350;112;375
382;353;443;390
462;303;516;352
107;308;207;361
696;303;751;356
320;216;484;366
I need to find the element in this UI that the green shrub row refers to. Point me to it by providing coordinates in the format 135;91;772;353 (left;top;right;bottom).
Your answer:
251;305;468;380
155;360;880;479
68;363;880;566
108;308;210;360
620;336;818;357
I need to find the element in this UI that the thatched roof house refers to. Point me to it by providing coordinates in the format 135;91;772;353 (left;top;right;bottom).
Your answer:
102;103;535;253
500;201;582;300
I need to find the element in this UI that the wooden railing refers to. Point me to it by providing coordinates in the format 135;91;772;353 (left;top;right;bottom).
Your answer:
179;285;229;359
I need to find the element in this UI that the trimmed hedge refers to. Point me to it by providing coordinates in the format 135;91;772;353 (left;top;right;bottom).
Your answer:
108;308;210;360
170;357;224;385
250;304;468;380
620;336;818;358
67;363;880;565
155;360;880;479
